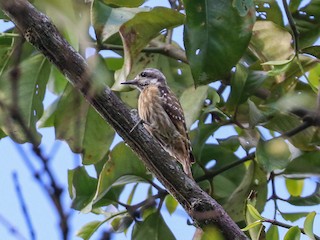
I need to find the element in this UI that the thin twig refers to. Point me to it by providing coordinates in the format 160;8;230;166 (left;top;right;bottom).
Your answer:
0;214;28;240
282;0;299;53
12;172;36;240
264;218;320;240
99;40;188;64
195;152;255;182
281;121;312;138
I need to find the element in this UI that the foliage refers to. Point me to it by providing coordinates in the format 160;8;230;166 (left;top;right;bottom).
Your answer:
1;0;320;239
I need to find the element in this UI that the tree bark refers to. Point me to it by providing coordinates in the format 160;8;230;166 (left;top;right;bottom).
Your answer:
0;1;248;239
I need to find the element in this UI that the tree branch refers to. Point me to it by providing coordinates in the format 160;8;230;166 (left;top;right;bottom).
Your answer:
0;1;247;239
12;172;36;240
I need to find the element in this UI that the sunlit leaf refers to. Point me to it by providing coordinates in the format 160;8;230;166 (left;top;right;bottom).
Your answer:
288;184;320;206
244;203;265;240
241;221;262;232
304;211;316;240
308;63;320;91
247;204;263;220
251;21;293;62
184;0;255;84
165;195;178;215
201;226;225;240
132;212;175;240
285;178;304;197
77;220;103;240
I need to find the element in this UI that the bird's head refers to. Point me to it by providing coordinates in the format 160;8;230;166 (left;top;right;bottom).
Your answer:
121;68;167;91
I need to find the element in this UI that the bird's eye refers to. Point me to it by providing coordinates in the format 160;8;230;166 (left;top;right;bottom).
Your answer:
140;72;147;77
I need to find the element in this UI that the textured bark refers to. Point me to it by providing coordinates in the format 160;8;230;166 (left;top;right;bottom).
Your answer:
0;1;248;239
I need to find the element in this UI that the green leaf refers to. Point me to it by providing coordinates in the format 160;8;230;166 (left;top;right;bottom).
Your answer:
91;2;145;43
77;211;127;240
127;183;138;205
189;123;219;160
264;112;318;151
47;66;68;94
76;220;103;240
165;195;178;215
283;226;301;240
255;0;283;25
216;135;240;152
227;65;267;110
285;178;304;197
308;63;320;91
113;7;184;90
246;204;263;220
284;152;320;176
266;225;279;240
280;211;309;222
248;99;267;127
180;85;208;129
132;212;175;240
55;84;115;164
38;99;59;128
292;1;320;47
241;221;262;232
0;54;50;144
92;143;150;207
288;184;320;206
304;211;316;240
256;138;291;172
68;167;97;210
184;0;255;85
301;45;320;60
244;201;265;240
101;0;145;7
201;226;225;240
224;162;267;222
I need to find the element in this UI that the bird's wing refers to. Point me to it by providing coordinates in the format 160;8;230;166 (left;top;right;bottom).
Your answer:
158;86;187;137
159;86;195;164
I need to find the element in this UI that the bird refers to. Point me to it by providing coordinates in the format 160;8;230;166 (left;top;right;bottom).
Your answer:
121;68;195;178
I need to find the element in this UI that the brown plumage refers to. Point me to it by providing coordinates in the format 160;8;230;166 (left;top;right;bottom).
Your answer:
121;68;195;178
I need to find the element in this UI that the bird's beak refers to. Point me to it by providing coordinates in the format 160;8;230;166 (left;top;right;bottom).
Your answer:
121;79;138;86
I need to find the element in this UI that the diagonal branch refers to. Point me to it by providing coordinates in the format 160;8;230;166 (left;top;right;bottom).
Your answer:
0;1;247;239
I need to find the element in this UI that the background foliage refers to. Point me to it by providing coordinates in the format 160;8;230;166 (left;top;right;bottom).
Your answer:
1;0;320;239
